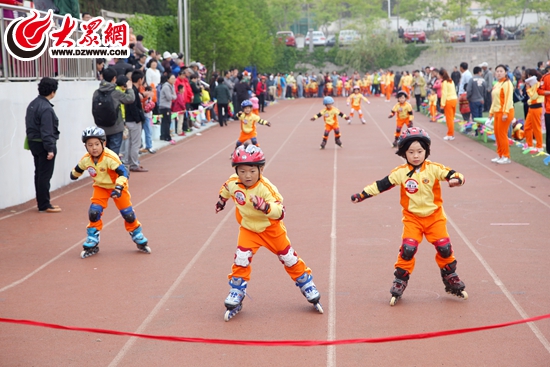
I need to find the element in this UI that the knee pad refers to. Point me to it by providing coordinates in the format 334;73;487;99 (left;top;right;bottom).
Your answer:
434;237;453;258
278;245;299;267
250;137;258;146
234;246;253;267
399;238;418;260
88;204;103;222
120;206;136;224
334;128;341;136
236;140;243;147
323;130;330;137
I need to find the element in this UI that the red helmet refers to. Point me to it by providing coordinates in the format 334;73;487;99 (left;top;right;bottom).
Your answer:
397;127;431;150
231;145;266;167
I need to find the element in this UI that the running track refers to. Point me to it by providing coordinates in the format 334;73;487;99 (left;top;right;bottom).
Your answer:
1;95;549;366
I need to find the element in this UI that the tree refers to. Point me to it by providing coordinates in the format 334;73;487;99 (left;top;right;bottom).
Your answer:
441;0;472;25
477;0;523;21
269;0;302;31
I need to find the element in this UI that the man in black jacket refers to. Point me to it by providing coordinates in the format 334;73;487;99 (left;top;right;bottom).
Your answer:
123;70;149;172
25;77;61;213
111;58;134;77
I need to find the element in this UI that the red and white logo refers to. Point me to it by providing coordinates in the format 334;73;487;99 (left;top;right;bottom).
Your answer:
404;178;419;194
87;167;97;177
4;10;129;60
234;190;246;205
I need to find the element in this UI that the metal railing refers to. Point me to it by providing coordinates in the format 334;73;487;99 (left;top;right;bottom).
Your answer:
0;4;96;81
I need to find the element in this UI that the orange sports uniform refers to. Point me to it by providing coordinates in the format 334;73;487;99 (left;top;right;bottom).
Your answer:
347;92;370;122
236;111;270;145
385;73;395;101
71;147;140;233
525;82;544;149
489;78;515;158
440;80;458;137
219;174;311;282
359;160;465;274
336;79;343;96
428;94;437;121
390;101;414;139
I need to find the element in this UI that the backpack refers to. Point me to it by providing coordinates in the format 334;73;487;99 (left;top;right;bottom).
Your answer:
92;89;118;127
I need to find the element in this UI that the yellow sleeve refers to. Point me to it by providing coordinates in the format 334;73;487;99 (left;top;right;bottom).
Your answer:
503;81;514;114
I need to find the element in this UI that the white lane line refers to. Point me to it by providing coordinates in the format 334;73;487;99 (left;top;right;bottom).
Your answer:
366;108;550;353
327;146;338;367
108;103;316;366
1;107;293;293
447;216;550;353
0;142;234;294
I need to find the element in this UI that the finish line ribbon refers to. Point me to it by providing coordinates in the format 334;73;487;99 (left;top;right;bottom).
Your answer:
1;313;549;346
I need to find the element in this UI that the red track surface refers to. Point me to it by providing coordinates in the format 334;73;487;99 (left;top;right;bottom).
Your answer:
1;96;550;366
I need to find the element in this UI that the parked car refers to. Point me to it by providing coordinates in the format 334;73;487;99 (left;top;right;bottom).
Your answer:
514;24;544;39
338;29;360;46
480;23;511;41
502;29;516;40
276;31;296;47
305;30;327;46
403;28;426;43
326;35;336;47
470;30;481;42
449;26;466;42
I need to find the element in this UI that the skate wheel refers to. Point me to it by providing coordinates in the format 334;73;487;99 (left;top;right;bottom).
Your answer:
314;302;324;314
138;245;151;254
80;247;99;259
461;290;468;300
390;296;399;306
224;304;242;322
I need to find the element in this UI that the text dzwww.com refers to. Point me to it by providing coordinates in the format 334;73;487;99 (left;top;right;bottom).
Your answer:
49;47;129;58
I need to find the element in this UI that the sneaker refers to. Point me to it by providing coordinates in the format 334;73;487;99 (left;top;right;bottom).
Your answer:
496;157;511;164
491;156;501;162
443;136;455;141
177;132;185;136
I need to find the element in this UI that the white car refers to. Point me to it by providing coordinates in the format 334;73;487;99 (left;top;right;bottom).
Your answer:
305;31;327;46
338;30;360;45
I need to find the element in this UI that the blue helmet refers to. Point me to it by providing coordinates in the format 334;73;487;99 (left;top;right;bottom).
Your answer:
323;96;334;105
241;100;253;108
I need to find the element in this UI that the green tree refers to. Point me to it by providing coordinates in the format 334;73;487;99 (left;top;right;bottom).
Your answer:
269;0;302;31
477;0;523;20
441;0;472;25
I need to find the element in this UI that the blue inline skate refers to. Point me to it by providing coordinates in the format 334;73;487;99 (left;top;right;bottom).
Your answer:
295;273;323;314
81;227;100;259
224;277;247;321
130;226;151;254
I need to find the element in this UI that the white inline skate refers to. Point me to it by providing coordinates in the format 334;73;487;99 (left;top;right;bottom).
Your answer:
224;277;247;321
295;273;323;314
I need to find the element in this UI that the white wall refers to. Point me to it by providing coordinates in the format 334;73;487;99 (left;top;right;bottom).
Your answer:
0;81;98;209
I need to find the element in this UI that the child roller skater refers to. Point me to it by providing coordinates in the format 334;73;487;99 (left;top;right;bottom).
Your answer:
350;127;467;306
310;96;350;149
216;144;323;321
388;90;414;147
233;100;271;151
346;85;371;124
70;127;150;258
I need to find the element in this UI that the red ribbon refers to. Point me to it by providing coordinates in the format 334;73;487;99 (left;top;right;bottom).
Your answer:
1;313;549;346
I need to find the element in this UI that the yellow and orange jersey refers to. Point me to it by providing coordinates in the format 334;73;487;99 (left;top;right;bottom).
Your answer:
428;94;437;106
219;174;285;233
336;79;343;88
527;82;544;105
71;147;129;190
347;92;370;107
237;111;269;135
361;160;464;217
344;80;352;90
489;79;514;115
326;82;333;91
312;106;348;126
391;101;414;121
